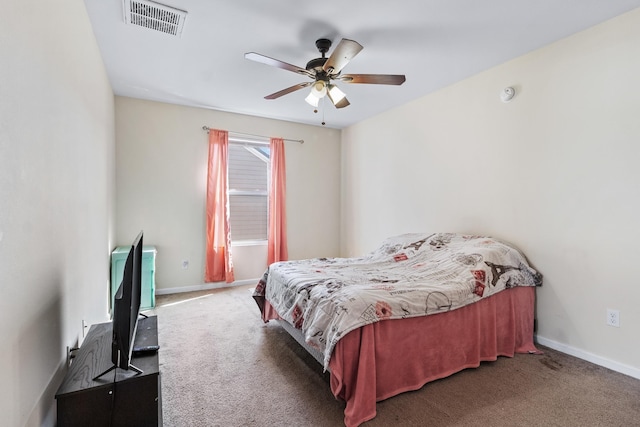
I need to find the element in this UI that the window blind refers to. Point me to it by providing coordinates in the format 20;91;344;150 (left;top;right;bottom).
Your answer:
227;143;270;241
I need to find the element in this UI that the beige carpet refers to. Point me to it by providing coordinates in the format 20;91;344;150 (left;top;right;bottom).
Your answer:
149;285;640;426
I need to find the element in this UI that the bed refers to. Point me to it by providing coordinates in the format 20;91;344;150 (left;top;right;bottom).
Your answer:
252;233;542;426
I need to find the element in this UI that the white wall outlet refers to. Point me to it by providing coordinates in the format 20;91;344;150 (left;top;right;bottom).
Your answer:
82;319;88;337
606;309;620;327
182;260;189;269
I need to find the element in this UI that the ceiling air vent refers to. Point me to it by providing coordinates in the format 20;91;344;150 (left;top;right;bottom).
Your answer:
123;0;187;37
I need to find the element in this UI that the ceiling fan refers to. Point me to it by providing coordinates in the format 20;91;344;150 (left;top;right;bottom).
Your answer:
245;38;406;110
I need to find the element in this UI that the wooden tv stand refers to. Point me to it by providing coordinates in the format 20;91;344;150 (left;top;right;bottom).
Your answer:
55;315;162;426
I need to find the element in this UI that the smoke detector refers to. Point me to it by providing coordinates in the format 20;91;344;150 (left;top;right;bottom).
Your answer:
123;0;187;37
500;87;516;103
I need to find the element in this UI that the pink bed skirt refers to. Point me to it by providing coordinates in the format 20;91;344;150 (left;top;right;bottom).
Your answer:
262;286;539;427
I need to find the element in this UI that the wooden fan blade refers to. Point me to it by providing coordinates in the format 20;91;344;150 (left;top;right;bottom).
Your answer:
339;74;406;85
245;52;313;78
323;39;363;74
264;82;312;100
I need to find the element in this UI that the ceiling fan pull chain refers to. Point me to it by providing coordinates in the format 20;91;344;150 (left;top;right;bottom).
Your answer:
321;97;326;126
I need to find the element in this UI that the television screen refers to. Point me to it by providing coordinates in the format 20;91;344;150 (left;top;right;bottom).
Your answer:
94;231;144;380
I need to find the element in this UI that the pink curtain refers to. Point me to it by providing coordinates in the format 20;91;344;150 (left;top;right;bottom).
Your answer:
205;129;234;283
267;137;288;264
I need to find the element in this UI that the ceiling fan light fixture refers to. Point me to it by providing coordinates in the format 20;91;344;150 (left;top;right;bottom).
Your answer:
305;92;320;107
328;84;346;103
310;80;327;98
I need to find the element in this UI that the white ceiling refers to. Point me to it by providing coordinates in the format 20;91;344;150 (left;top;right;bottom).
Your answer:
84;0;640;129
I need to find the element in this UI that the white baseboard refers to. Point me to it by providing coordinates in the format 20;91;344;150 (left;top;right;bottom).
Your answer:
536;335;640;380
155;278;258;295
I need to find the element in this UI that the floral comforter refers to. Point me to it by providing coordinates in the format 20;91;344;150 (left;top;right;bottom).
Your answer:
253;233;542;370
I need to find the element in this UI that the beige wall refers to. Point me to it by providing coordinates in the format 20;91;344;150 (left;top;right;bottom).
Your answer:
0;1;115;425
115;97;341;293
341;9;640;377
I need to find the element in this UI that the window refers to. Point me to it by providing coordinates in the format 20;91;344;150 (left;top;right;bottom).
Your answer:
227;142;270;242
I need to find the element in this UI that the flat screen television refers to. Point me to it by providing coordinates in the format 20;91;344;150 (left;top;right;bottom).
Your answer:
94;231;144;380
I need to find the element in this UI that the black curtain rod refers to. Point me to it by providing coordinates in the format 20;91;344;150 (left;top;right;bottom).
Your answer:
201;126;304;144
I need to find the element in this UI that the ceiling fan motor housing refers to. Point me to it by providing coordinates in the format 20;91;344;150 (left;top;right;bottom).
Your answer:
306;57;328;73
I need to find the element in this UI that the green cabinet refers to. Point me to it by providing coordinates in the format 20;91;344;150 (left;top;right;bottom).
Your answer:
111;245;157;314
